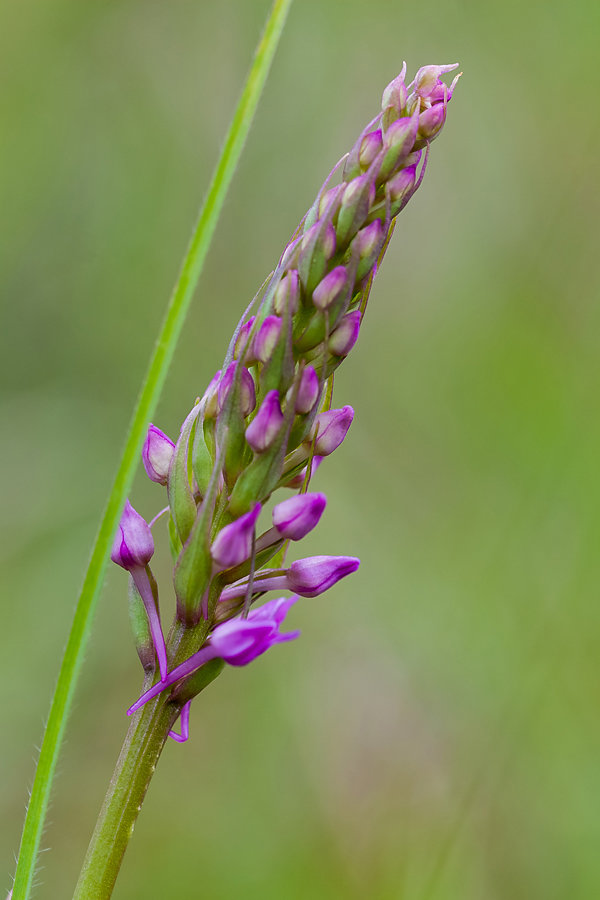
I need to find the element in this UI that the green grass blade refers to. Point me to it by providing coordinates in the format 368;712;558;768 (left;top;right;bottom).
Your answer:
11;2;293;897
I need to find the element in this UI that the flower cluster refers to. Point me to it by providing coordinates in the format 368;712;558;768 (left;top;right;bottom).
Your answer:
112;62;459;737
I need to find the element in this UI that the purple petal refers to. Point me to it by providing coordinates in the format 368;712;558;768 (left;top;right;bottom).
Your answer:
111;500;154;570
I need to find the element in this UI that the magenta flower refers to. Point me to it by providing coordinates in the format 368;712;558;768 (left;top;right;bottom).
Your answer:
111;501;167;680
217;361;256;416
287;555;360;597
295;365;320;414
413;63;459;100
329;310;361;357
312;265;347;311
274;269;300;315
359;129;383;167
309;406;354;455
111;500;154;570
211;503;262;569
252;315;282;363
128;597;299;715
245;390;284;452
234;316;256;359
142;424;175;485
272;492;327;540
220;553;360;602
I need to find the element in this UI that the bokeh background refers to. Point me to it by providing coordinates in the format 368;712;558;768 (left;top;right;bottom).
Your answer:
2;0;600;897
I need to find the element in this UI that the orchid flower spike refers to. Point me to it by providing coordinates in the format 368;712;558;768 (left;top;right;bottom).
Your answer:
128;597;299;715
119;62;458;728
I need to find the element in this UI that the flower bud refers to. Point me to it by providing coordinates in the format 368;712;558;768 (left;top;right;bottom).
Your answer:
298;221;337;293
218;362;256;417
273;492;327;540
245;390;284;453
388;165;417;204
111;500;154;570
336;174;377;247
379;113;419;180
359;129;383;168
312;265;347;311
295;365;319;414
318;183;344;218
287;555;360;597
381;63;407;112
418;102;447;141
353;220;385;281
329;310;361;357
414;63;459;100
252;315;282;364
211;503;262;569
234;317;256;359
309;406;354;456
274;270;300;315
142;424;175;485
202;369;221;418
355;220;383;259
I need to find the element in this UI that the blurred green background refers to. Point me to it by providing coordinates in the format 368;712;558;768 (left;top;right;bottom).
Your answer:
2;0;600;897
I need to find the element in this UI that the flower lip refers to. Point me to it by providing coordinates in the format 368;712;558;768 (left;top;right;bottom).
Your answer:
210;595;300;665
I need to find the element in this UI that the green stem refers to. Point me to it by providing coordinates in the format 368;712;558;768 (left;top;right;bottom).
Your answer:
73;620;212;899
11;2;293;897
72;691;181;900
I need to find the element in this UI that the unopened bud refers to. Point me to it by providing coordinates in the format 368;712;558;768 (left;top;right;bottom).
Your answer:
318;183;344;218
295;365;320;414
298;221;337;293
387;165;418;216
274;270;300;315
142;424;175;485
273;492;327;540
418;102;447;141
329;310;361;357
312;265;347;311
252;315;282;364
379;113;419;180
218;362;256;417
287;555;360;597
234;317;256;359
359;129;383;168
111;500;154;570
353;220;385;281
309;406;354;455
211;503;262;569
202;370;221;418
381;63;407;112
245;390;284;452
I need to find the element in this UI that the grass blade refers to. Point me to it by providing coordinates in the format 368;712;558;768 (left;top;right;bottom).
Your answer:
11;2;293;896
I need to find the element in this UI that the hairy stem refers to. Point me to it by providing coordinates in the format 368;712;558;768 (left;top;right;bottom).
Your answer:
73;620;211;900
72;691;181;900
